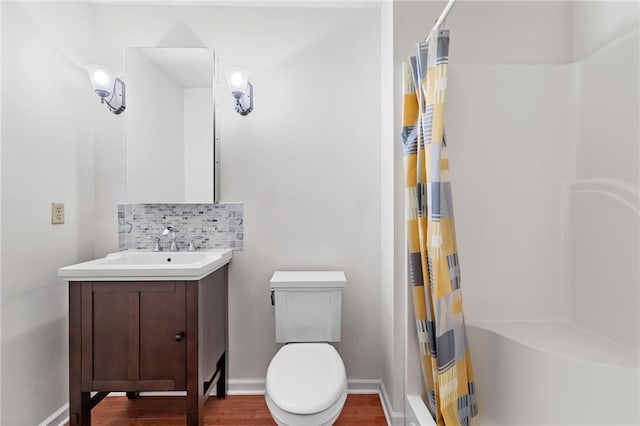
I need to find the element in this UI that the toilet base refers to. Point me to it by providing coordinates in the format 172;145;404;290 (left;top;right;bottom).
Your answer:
265;389;347;426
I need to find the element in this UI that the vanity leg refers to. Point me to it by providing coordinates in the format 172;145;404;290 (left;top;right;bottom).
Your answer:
68;392;91;426
216;352;227;399
69;283;91;425
186;283;203;426
186;370;204;426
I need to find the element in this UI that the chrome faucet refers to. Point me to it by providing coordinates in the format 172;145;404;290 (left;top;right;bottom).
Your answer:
162;226;180;251
187;236;203;252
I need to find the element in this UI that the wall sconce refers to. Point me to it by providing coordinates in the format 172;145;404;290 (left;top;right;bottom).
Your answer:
224;67;253;116
85;64;126;114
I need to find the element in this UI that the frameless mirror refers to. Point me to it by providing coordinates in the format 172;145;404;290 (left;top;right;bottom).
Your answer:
125;47;219;203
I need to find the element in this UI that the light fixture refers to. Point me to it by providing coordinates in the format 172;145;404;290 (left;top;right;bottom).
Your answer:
85;64;126;114
224;67;253;116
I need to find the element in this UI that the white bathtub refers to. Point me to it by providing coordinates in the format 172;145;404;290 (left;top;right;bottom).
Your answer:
465;321;640;426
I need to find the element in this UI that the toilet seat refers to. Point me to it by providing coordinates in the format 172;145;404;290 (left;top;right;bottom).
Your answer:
265;388;347;426
266;343;347;415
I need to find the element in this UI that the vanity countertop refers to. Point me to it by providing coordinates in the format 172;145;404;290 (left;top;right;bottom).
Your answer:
59;249;232;281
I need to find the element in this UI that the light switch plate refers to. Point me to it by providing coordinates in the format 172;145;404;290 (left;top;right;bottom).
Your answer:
52;202;64;224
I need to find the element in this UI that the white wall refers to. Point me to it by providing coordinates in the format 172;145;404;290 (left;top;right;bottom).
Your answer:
0;3;95;424
380;1;406;420
91;0;383;389
1;4;386;424
0;1;3;421
569;2;639;351
394;0;575;399
204;6;383;383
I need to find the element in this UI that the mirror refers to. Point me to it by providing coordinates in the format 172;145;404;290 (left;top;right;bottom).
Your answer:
125;47;219;203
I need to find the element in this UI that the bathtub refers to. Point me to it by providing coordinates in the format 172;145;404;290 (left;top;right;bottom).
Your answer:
464;321;640;426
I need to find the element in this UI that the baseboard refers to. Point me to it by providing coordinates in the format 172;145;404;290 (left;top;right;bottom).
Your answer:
37;403;68;426
379;382;405;426
227;378;384;395
227;378;265;395
40;379;402;426
348;378;382;394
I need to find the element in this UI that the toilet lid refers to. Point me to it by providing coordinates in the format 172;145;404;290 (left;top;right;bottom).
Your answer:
266;343;347;415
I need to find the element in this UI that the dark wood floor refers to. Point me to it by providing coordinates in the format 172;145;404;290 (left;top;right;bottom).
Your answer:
71;394;388;425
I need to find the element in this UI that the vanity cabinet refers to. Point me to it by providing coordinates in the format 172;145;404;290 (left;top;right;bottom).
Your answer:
68;264;228;426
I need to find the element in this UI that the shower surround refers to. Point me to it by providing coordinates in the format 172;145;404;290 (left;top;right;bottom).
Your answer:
398;1;639;425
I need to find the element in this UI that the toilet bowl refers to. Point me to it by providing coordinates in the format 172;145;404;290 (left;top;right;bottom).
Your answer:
265;343;347;426
266;271;348;426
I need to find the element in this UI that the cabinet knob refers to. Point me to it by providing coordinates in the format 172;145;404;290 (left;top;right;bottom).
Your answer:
174;332;185;342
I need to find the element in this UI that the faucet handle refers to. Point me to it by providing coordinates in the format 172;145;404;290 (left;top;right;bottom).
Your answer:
163;226;178;238
146;236;162;252
187;236;203;252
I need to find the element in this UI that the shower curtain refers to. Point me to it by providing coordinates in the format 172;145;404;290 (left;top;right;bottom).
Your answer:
402;29;479;426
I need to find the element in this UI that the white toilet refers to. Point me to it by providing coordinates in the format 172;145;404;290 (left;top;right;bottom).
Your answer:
265;271;348;426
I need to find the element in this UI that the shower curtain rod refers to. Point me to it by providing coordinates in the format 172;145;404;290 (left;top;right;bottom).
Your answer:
425;0;457;41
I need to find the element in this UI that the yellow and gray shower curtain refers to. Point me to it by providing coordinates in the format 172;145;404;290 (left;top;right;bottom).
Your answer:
403;29;479;426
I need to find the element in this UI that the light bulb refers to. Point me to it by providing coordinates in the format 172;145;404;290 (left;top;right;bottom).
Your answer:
229;72;243;88
224;67;249;94
85;64;116;98
93;70;110;86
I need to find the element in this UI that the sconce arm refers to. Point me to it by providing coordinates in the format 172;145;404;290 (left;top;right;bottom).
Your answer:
103;78;126;115
235;82;253;116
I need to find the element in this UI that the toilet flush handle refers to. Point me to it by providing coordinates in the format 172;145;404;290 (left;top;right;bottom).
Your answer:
270;291;274;306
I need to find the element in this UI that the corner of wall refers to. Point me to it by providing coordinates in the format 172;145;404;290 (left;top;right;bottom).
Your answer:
568;1;640;349
0;1;4;419
1;3;95;424
380;0;406;418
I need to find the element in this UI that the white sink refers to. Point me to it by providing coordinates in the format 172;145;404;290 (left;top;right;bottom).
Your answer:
59;249;232;281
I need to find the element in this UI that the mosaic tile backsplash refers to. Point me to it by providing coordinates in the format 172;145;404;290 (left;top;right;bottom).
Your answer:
118;203;243;252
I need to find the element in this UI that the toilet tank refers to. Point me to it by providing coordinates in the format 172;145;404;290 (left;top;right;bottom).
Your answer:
270;271;347;343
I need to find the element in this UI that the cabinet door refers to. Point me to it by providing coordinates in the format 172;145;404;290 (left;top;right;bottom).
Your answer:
82;281;186;391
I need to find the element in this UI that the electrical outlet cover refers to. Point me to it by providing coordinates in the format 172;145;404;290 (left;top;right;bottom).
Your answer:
52;202;64;224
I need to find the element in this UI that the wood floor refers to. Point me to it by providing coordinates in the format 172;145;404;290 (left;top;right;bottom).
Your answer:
72;394;388;425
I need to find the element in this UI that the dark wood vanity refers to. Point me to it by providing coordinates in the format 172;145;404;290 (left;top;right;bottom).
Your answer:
68;264;228;426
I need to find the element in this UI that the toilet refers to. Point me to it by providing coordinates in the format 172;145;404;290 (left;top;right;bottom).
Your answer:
265;271;348;426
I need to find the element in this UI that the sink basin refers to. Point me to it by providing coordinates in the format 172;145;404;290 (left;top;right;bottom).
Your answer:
59;249;232;281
